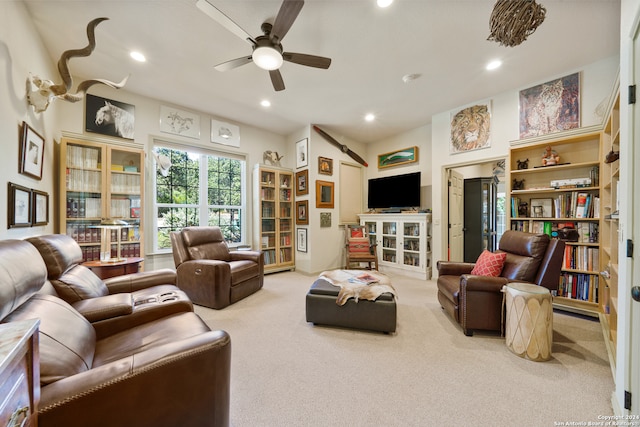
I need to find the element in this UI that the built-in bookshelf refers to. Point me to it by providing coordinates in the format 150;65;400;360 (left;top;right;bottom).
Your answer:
253;164;295;273
59;137;144;263
508;129;602;316
600;89;620;363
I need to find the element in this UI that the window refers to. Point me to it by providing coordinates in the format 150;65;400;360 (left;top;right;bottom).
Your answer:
153;145;246;252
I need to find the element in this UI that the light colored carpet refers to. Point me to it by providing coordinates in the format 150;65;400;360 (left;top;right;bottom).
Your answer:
194;271;614;427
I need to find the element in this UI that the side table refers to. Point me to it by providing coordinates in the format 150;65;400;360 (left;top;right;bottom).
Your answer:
82;257;144;279
0;319;40;427
504;282;553;361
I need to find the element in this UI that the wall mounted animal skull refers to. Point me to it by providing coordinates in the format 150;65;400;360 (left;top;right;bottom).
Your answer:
27;17;129;113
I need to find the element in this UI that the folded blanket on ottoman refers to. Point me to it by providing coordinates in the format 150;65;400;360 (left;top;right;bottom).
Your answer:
319;269;397;306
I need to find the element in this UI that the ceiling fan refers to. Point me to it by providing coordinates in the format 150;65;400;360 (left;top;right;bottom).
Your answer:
196;0;332;91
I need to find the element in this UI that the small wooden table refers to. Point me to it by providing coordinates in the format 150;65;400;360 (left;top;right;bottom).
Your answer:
82;257;144;279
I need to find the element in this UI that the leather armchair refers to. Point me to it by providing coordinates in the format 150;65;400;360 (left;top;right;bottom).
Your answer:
171;226;264;309
27;234;193;336
437;230;565;336
0;239;231;427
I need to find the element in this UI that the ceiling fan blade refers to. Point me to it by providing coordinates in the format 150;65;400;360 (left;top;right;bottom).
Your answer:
196;0;256;45
312;125;368;167
214;56;253;71
283;52;331;69
270;0;304;43
269;69;285;91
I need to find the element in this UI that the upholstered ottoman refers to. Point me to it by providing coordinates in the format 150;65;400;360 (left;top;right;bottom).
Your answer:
305;278;397;333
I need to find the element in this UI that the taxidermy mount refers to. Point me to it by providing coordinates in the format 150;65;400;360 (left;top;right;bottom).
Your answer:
27;17;129;113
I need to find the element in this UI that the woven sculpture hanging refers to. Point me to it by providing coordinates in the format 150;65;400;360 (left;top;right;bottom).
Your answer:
487;0;547;47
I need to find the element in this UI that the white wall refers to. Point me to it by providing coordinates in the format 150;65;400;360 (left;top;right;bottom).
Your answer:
430;56;620;269
0;1;59;240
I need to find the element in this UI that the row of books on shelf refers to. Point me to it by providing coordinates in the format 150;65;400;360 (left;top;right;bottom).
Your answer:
557;273;599;303
66;169;101;193
510;192;600;219
262;248;293;265
111;173;141;193
67;145;100;169
280;234;292;246
80;243;141;263
563;245;599;272
261;188;275;200
67;197;101;218
511;221;599;243
111;197;141;219
67;224;141;243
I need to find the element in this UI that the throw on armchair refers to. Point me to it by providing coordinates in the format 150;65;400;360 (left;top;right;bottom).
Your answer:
436;230;565;336
171;226;264;309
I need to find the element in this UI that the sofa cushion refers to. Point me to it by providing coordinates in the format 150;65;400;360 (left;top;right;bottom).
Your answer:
471;250;507;277
3;294;96;385
229;260;260;286
92;312;210;367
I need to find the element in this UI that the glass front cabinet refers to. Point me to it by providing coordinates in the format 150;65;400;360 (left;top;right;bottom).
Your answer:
360;213;431;280
253;164;295;273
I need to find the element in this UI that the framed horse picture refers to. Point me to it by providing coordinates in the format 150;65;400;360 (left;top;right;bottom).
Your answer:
85;94;135;140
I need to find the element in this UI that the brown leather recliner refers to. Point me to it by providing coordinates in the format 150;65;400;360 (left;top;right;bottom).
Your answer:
0;238;231;427
171;226;264;309
27;234;193;336
437;230;565;336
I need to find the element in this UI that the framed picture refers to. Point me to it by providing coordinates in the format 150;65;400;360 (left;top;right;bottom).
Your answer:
160;105;200;139
8;182;31;228
20;122;45;180
530;198;553;218
450;101;492;154
32;189;49;226
211;119;240;147
296;138;308;169
519;72;580;139
296;200;309;225
318;156;333;175
320;212;331;227
316;180;334;208
378;146;419;168
85;94;135;139
297;228;308;253
295;169;308;196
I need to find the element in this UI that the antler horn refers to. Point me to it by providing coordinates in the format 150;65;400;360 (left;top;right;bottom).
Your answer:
49;17;128;102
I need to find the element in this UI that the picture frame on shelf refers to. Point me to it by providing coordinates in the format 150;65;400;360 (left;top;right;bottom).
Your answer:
85;94;135;140
8;182;32;228
32;189;49;226
297;228;307;253
295;169;308;196
296;138;308;169
159;105;200;139
318;156;333;175
19;122;45;180
530;198;553;218
296;200;308;225
316;180;334;208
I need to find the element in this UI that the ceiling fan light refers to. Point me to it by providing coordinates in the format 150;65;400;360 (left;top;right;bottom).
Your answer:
253;46;283;70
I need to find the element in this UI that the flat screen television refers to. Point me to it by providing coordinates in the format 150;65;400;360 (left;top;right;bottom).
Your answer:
367;172;421;210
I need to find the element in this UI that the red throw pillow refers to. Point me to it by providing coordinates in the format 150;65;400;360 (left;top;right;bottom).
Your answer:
348;238;370;253
470;250;507;277
350;227;364;238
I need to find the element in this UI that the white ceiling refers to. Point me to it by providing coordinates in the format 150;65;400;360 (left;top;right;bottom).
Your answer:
23;0;621;143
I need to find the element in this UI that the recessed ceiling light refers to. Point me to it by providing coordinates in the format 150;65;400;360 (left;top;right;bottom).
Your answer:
377;0;393;8
486;59;502;70
130;51;146;62
260;100;271;107
365;113;375;122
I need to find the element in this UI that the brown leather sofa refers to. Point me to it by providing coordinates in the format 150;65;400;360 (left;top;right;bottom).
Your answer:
171;226;264;309
437;230;565;336
0;238;231;427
